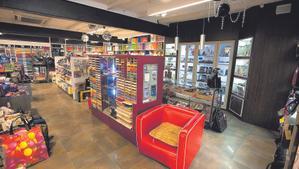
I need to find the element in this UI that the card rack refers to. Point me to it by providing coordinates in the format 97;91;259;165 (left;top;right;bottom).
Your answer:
125;58;137;103
89;55;103;111
114;57;137;129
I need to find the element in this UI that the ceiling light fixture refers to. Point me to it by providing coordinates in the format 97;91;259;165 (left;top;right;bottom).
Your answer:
0;32;3;35
174;23;179;51
161;13;167;17
200;19;206;50
148;0;212;16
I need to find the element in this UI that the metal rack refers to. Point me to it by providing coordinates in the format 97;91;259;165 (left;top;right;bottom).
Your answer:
165;87;222;124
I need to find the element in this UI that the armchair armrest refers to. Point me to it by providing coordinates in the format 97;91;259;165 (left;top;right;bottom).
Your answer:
136;105;164;146
177;113;205;169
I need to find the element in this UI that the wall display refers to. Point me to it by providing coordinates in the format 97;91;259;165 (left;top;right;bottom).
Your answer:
229;37;253;117
0;41;51;80
177;41;234;109
113;35;165;56
197;43;215;89
236;38;253;57
234;59;250;78
164;43;177;83
143;64;158;103
178;45;187;85
217;42;234;108
88;55;164;144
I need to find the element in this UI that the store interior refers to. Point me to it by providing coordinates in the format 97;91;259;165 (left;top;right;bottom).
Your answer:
0;0;298;168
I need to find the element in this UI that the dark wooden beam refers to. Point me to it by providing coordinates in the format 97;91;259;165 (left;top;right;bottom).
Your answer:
0;0;169;36
0;22;125;43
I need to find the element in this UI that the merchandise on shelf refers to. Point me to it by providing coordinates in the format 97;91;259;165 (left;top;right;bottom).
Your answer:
177;41;235;109
164;84;221;123
113;35;165;56
164;43;177;83
88;55;164;144
55;56;89;100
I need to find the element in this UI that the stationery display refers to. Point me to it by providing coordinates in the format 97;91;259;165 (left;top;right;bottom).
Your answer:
113;35;165;56
164;84;221;124
55;56;89;100
88;55;164;144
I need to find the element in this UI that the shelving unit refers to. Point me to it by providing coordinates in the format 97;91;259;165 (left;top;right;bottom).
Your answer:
177;41;235;109
55;56;89;100
164;43;177;83
113;35;165;56
229;37;253;117
88;55;164;144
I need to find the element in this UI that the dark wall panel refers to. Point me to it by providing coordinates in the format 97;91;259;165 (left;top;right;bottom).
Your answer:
0;22;125;43
243;0;299;129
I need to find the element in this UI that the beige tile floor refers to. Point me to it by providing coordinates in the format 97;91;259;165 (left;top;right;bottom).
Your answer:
30;83;276;169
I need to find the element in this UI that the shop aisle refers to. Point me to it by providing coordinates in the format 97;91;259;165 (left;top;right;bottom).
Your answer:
30;83;276;169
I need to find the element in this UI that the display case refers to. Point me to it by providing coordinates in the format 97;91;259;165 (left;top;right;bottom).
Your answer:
229;37;253;117
177;43;197;86
164;43;177;83
164;85;221;124
177;41;235;109
197;43;215;89
178;44;187;85
88;55;164;144
217;41;234;108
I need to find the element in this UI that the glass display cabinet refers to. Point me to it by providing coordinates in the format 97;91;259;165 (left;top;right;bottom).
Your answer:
88;55;164;144
164;43;177;83
178;43;198;87
177;41;235;109
229;37;253;117
178;44;187;85
197;43;215;89
186;44;195;87
217;41;234;108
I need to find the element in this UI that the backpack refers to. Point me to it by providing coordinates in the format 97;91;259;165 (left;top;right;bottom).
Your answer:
212;110;227;132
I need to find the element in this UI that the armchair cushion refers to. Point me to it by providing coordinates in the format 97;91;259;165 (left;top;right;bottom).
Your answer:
136;104;205;169
149;122;181;147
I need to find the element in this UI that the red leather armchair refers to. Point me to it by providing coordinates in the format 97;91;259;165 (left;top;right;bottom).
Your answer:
136;104;205;169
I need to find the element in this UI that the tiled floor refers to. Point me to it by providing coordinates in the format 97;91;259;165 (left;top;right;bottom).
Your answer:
30;83;276;169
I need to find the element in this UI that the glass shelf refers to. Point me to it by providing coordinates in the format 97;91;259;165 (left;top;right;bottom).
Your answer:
237;38;253;57
234;59;250;78
197;43;215;88
232;77;247;98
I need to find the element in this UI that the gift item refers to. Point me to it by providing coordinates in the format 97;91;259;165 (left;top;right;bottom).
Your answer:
0;117;49;169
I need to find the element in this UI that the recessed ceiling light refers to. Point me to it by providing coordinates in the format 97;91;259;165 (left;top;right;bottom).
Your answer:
161;13;167;17
148;0;212;16
0;32;3;35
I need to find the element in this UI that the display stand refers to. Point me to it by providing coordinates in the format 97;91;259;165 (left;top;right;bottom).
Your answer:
0;83;32;111
55;56;89;100
88;55;164;144
165;85;221;124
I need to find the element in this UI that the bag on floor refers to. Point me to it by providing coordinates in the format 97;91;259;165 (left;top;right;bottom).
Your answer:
212;110;227;132
0;116;49;169
29;115;50;153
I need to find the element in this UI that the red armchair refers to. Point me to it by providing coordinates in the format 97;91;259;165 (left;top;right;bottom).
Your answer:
136;104;205;169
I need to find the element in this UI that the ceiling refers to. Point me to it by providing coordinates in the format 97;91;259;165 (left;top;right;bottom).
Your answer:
0;8;147;39
67;0;281;24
